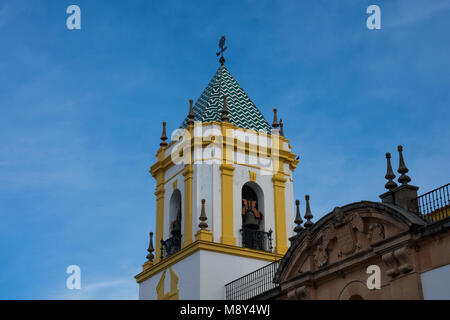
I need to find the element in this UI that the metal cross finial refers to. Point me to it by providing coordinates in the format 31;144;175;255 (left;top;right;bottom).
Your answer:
216;35;227;65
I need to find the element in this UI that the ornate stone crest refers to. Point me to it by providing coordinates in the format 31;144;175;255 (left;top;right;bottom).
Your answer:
368;223;385;244
314;244;328;268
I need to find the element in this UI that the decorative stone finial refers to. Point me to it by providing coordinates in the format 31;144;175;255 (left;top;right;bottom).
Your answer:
294;199;303;233
397;145;411;185
146;232;155;262
272;108;279;129
199;199;208;230
303;195;314;228
222;95;230;122
279;118;284;136
187;99;195;126
160;122;168;147
384;152;398;190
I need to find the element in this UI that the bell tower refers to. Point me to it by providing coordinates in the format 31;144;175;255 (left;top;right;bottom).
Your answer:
135;39;299;299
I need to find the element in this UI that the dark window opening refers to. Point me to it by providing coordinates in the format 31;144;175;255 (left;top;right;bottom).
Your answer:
241;184;272;251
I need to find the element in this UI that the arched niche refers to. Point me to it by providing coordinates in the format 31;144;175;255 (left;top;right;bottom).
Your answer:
169;189;182;236
338;280;371;300
241;181;265;231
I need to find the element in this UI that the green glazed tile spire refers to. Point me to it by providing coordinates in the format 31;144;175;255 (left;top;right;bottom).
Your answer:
180;65;271;133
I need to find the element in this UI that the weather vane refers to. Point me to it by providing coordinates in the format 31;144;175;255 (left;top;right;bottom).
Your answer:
216;35;227;65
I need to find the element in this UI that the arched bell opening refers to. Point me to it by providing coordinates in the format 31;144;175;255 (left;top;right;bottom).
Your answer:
162;189;182;258
241;182;271;252
241;183;264;231
169;189;182;237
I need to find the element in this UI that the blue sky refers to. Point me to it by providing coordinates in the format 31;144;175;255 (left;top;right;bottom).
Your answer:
0;0;449;299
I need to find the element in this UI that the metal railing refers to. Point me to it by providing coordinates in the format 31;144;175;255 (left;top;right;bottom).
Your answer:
160;233;182;259
412;183;450;222
225;260;280;300
241;228;273;252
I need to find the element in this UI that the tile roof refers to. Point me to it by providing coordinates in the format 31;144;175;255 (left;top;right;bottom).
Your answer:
180;65;271;133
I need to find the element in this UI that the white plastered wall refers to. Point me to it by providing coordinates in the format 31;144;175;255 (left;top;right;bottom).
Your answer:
421;264;450;299
139;251;201;300
138;250;273;300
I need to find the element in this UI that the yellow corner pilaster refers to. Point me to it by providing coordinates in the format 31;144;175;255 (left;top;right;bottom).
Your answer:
273;173;288;255
220;122;236;246
154;171;165;262
272;133;288;255
220;164;236;245
182;164;194;248
153;148;166;262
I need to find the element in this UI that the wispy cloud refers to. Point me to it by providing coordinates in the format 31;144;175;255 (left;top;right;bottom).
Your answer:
0;1;31;29
386;1;450;28
51;278;137;300
0;1;17;29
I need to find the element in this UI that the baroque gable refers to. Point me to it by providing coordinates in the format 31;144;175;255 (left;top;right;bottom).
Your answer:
276;201;425;284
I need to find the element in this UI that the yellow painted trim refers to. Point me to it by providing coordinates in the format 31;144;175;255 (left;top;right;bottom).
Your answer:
220;164;236;246
172;179;177;190
249;170;257;182
272;173;288;255
149;121;299;179
142;261;153;272
220;122;236;246
182;164;194;248
195;230;213;242
156;268;179;300
150;144;298;178
271;133;288;255
135;240;282;283
169;268;179;299
155;269;166;299
154;148;166;261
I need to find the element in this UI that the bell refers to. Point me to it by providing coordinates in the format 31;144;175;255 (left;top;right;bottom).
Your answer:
170;206;182;236
170;218;181;236
243;210;260;230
